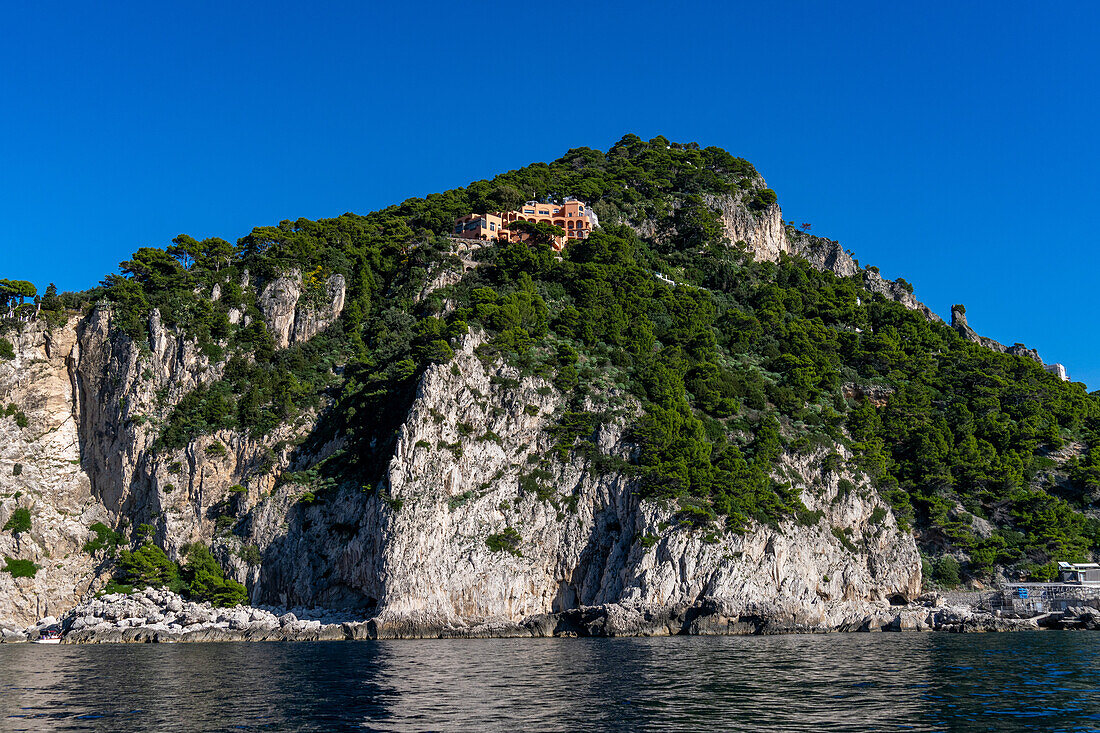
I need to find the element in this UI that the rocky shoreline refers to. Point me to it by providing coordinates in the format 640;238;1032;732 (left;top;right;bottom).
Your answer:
5;588;1100;644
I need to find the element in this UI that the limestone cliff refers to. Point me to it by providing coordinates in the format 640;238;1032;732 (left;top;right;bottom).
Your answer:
0;272;348;627
0;138;1078;639
702;189;1068;371
305;334;919;633
0;320;106;624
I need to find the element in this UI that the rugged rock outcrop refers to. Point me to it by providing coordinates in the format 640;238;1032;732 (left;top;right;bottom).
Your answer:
2;588;1042;643
258;272;346;349
0;244;923;635
241;331;921;636
950;304;1069;377
784;230;861;278
0;320;107;625
704;191;1067;373
703;194;942;321
0;270;348;627
55;587;359;643
1;245;1074;640
0;188;1009;638
703;192;788;262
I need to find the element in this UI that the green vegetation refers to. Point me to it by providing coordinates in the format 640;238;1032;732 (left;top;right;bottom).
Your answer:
2;403;28;429
931;556;962;588
486;527;523;556
83;522;124;555
116;529;183;592
108;524;247;606
2;557;38;578
0;338;13;360
180;543;249;607
0;280;68;330
3;507;31;534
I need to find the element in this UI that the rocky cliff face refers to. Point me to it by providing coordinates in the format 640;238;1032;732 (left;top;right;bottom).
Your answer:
700;193;942;322
367;334;920;633
227;331;921;635
0;215;924;634
0;291;922;633
0;272;348;627
705;192;1075;373
951;304;1037;360
259;272;346;349
703;193;788;262
0;320;106;625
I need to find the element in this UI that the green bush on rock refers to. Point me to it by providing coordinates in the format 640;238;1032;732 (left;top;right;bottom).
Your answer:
2;557;38;578
180;543;248;607
3;507;31;534
108;523;247;606
486;528;522;556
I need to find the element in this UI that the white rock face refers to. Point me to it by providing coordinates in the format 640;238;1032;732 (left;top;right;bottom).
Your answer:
359;334;921;632
0;267;347;627
258;272;346;349
703;192;788;261
0;320;107;625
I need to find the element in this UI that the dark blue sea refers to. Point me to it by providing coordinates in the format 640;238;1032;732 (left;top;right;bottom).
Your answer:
2;632;1100;731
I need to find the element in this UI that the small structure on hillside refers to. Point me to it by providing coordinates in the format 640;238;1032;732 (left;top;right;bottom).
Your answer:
1044;363;1070;381
454;198;597;250
1058;562;1100;585
981;563;1100;617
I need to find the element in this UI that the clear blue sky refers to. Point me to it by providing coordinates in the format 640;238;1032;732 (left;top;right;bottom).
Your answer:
3;1;1097;387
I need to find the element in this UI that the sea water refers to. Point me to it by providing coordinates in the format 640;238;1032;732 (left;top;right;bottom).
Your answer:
2;632;1100;731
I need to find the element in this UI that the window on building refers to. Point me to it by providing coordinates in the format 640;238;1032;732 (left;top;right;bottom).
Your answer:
539;210;549;215
490;222;495;231
524;209;535;214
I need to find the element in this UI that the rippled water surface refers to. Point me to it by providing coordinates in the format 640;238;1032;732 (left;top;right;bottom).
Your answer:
3;633;1100;731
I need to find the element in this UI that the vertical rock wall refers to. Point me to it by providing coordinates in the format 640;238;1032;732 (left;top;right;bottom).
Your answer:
0;321;106;625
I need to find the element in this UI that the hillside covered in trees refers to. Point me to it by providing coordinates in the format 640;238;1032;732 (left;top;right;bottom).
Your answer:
3;134;1099;595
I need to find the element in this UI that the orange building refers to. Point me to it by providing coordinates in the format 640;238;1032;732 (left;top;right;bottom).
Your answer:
453;198;596;250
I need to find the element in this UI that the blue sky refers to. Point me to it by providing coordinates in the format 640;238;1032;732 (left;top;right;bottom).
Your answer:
2;1;1097;386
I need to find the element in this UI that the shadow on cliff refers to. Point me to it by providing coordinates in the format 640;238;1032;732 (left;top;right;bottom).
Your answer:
249;355;426;611
552;475;643;613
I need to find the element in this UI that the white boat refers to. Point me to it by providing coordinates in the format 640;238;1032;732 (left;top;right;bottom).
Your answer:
33;629;61;644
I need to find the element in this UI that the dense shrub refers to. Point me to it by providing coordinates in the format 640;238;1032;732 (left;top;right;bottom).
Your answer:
83;522;124;555
932;556;962;588
2;403;28;428
109;524;245;605
115;525;184;593
180;543;248;607
3;507;31;534
486;527;522;556
2;557;38;578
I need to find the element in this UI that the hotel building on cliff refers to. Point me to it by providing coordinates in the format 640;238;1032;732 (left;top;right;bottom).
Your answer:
453;198;597;250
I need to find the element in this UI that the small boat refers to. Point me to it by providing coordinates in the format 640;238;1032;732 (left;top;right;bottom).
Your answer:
33;628;62;644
